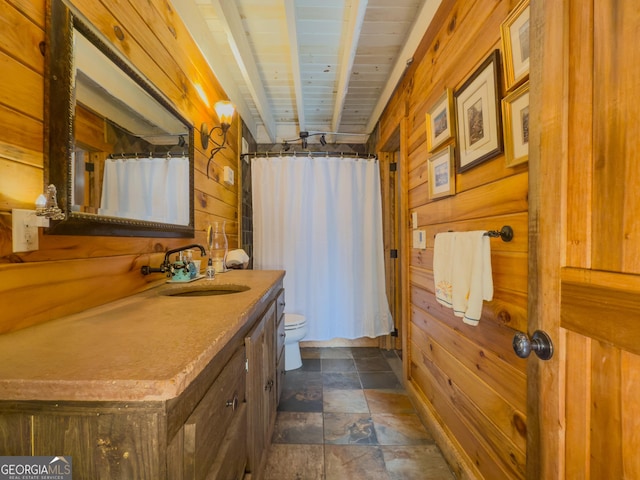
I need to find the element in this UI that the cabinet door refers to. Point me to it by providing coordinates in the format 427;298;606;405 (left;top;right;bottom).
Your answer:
274;289;286;409
264;305;277;435
245;300;276;478
183;347;246;480
0;412;31;455
33;409;163;480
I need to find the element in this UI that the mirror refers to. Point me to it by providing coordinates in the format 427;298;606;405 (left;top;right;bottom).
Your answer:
45;0;194;237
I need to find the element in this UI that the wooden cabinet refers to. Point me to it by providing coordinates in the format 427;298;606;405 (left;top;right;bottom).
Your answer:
0;280;285;480
0;348;247;480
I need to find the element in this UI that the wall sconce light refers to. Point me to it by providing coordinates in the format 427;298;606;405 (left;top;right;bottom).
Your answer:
201;100;235;179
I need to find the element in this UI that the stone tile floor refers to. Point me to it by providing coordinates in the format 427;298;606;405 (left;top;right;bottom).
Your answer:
263;347;455;480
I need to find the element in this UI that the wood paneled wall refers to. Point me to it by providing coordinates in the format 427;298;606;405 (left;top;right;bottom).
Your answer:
377;0;528;478
0;0;240;333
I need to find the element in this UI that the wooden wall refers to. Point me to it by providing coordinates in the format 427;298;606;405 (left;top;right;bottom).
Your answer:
377;0;528;478
0;0;240;333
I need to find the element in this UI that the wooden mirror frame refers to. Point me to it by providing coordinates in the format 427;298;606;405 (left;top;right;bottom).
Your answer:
44;0;195;237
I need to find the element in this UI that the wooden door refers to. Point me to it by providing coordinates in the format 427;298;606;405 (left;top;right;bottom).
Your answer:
529;0;640;478
379;149;401;350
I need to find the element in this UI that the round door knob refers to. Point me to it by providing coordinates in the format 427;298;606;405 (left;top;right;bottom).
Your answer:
513;330;554;360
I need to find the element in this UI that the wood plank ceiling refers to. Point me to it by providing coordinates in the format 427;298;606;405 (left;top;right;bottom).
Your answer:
173;0;441;145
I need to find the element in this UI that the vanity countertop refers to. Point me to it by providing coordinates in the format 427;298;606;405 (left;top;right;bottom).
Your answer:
0;270;284;403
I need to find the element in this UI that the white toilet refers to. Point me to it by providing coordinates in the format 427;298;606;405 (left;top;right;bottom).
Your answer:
284;314;308;371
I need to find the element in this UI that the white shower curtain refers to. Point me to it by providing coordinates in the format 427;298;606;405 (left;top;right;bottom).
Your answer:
99;156;189;225
252;155;393;341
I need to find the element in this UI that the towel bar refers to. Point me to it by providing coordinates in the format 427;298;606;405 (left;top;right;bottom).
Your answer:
484;225;514;242
434;225;514;242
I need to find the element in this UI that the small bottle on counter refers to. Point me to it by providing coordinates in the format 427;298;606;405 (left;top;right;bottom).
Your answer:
206;257;215;279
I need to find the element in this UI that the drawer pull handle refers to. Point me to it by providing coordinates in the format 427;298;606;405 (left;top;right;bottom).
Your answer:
226;394;239;411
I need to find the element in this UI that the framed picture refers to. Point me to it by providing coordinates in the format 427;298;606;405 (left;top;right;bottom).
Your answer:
426;89;454;152
501;0;530;91
502;81;529;167
428;145;455;200
454;50;503;172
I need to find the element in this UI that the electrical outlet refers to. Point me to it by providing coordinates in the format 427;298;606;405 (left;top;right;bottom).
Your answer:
12;209;39;252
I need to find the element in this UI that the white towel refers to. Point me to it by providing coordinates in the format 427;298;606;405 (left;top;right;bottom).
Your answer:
433;232;455;309
433;231;493;326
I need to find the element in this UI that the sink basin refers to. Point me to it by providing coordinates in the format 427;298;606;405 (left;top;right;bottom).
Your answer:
162;284;250;297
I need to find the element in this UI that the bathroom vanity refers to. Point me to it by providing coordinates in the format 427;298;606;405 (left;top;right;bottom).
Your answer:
0;270;285;480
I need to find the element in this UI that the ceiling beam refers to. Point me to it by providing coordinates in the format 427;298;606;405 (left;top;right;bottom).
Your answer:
211;0;277;142
171;0;257;136
331;0;368;133
283;0;305;133
366;0;443;134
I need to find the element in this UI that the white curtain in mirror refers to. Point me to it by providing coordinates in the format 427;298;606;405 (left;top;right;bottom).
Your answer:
252;155;393;341
99;156;189;225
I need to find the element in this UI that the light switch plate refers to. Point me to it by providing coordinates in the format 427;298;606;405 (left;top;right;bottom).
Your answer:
411;212;418;229
413;229;426;249
223;166;235;185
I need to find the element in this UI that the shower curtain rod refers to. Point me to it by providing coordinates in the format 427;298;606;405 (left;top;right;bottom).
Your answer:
242;151;377;160
108;151;188;159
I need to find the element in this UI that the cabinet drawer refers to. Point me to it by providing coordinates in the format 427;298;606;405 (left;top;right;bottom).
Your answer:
276;351;286;406
276;312;285;359
184;347;246;480
275;289;285;322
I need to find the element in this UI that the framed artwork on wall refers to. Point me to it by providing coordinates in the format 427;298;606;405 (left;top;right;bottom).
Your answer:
426;89;455;152
502;81;529;167
454;49;503;172
428;145;455;200
501;0;530;91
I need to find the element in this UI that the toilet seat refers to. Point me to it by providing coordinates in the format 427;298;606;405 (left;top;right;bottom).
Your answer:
285;314;306;329
283;314;307;371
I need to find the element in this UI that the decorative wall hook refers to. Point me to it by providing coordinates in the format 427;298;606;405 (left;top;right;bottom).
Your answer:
35;184;65;221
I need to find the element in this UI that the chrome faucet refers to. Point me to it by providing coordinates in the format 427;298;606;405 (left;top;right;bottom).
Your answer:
141;244;207;277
